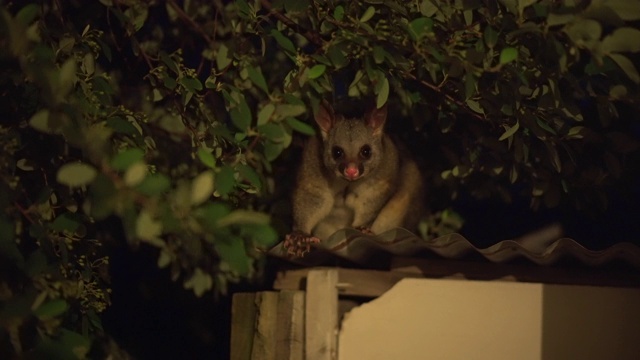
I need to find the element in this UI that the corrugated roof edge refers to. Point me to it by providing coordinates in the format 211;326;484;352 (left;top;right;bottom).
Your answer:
269;227;640;268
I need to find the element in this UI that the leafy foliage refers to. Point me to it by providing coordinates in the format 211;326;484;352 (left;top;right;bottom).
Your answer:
0;0;638;357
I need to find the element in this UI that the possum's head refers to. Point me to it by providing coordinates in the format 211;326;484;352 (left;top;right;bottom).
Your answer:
314;101;387;181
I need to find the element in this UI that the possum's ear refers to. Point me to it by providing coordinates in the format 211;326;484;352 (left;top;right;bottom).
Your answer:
315;100;335;139
365;103;387;136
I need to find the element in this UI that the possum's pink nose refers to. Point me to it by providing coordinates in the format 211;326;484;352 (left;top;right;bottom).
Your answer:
344;165;359;180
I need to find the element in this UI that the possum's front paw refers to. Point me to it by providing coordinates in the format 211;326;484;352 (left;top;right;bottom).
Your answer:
284;231;321;257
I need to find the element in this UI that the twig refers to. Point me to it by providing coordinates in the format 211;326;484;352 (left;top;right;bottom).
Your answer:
402;71;486;121
166;0;215;45
259;0;324;47
13;202;34;224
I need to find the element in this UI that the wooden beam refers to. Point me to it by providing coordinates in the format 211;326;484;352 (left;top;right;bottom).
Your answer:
276;290;305;360
274;267;422;298
251;292;279;360
230;293;257;360
305;269;338;360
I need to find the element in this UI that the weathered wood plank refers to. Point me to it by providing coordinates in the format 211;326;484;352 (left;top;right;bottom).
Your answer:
276;290;305;360
250;291;279;360
305;269;338;360
274;267;420;298
230;292;257;360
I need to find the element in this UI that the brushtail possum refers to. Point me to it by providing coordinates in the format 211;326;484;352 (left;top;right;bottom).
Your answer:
285;101;424;256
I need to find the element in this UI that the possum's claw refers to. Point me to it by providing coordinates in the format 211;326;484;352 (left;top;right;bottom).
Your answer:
356;226;375;235
284;231;321;257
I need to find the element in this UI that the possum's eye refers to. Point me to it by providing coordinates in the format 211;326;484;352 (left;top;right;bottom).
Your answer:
359;145;372;159
331;146;344;160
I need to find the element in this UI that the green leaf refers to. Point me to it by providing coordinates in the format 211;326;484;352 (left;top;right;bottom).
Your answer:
238;164;262;189
372;46;386;64
257;103;275;126
499;121;520;141
33;299;68;319
264;141;284;161
214;239;250;275
360;6;375;22
136;210;163;246
408;17;433;41
334;5;345;20
243;224;278;246
609;84;627;99
29;109;57;134
198;202;231;227
601;0;640;21
136;174;171;196
106;116;139;135
160;52;179;74
180;77;203;92
124;162;148;186
609;54;640;83
566;126;586;139
215;165;235;196
57;163;97;188
285;117;316;136
464;72;476;100
327;45;349;68
565;18;601;49
484;26;498;48
248;66;269;94
499;47;518;64
111;148;145;171
216;44;233;70
58;58;77;98
271;29;296;54
191;171;214;206
546;13;574;27
230;96;252;131
217;210;270;227
259;123;286;142
308;64;326;79
157;249;172;268
276;104;306;118
376;76;390;108
50;213;82;233
536;118;557;135
601;28;640;54
16;4;40;25
466;99;484;114
197;148;216;168
184;268;213;297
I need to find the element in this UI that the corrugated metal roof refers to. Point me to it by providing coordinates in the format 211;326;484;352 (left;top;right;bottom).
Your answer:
269;226;640;268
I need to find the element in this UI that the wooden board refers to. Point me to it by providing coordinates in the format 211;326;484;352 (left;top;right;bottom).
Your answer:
305;269;338;360
275;267;421;298
230;292;257;360
276;290;305;360
251;291;279;360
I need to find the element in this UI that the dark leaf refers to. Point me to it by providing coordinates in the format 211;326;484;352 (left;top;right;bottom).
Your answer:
111;148;145;171
215;165;235;196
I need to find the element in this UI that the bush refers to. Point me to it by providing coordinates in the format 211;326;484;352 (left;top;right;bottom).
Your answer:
1;0;638;357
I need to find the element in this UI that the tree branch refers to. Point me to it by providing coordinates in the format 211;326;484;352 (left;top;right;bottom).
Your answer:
401;71;486;121
167;0;214;45
259;0;324;47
